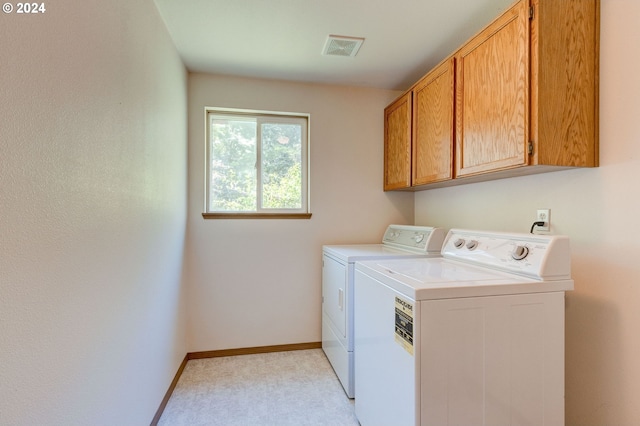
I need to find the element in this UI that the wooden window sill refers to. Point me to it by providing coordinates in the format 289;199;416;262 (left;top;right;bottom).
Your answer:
202;213;312;219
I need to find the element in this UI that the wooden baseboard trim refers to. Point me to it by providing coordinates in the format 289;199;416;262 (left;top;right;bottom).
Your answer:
187;341;322;360
150;342;321;425
150;353;188;426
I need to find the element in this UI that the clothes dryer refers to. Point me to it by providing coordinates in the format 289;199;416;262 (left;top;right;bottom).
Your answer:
322;224;445;398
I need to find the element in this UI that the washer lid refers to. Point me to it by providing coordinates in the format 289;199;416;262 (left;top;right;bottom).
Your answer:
355;257;574;300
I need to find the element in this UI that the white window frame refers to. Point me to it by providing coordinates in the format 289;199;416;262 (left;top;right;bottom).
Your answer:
203;107;311;219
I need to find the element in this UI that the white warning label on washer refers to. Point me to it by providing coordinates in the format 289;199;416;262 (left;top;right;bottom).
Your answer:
395;296;414;355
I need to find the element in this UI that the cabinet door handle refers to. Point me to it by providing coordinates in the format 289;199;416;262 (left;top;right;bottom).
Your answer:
338;288;344;311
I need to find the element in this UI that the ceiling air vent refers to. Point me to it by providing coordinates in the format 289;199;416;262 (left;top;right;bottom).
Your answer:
322;35;364;57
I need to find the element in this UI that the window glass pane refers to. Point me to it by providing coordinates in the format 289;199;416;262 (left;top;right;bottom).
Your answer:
261;122;303;209
205;109;309;215
209;116;257;211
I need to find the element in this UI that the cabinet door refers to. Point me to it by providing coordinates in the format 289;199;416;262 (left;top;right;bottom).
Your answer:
455;0;529;177
532;0;599;168
413;58;455;185
384;92;412;190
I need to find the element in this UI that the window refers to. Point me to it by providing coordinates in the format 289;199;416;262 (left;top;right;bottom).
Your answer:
204;108;310;218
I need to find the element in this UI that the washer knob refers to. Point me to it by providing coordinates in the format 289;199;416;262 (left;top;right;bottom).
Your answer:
414;234;425;243
466;240;479;250
453;238;465;248
512;245;529;260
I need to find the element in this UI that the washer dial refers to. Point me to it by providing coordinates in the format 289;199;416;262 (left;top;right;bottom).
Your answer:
512;245;529;260
453;238;465;249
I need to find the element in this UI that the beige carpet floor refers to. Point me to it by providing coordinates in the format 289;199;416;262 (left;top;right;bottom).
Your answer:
158;349;360;426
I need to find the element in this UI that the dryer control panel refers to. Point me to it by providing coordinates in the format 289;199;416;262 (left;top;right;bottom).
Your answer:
442;229;571;280
382;225;446;254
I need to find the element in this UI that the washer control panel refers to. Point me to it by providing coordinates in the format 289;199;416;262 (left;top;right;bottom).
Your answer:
442;229;571;280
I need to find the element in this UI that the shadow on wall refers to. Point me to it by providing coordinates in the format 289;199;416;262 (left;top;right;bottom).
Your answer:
565;288;623;424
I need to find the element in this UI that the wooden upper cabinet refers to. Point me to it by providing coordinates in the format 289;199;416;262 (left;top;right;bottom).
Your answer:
383;0;598;190
413;58;455;186
384;92;412;190
455;0;529;177
455;0;599;179
531;0;599;167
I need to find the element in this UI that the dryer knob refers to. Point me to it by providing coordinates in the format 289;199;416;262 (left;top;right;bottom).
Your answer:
453;238;465;249
512;245;529;260
466;240;479;250
414;234;425;243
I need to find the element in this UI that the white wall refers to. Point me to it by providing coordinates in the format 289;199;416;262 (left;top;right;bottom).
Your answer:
0;1;188;425
4;0;632;423
186;73;413;351
414;0;640;424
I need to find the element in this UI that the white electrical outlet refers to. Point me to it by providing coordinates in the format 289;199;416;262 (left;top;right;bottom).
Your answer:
536;209;550;232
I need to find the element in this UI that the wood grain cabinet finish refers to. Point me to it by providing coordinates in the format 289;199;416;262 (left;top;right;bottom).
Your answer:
384;0;599;190
529;0;599;169
384;92;412;190
413;58;455;186
455;0;529;177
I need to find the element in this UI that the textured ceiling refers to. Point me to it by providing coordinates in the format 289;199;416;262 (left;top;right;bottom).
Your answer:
153;0;516;91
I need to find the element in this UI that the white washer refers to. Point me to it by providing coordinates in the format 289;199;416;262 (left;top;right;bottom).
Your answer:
322;225;446;398
354;229;574;426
